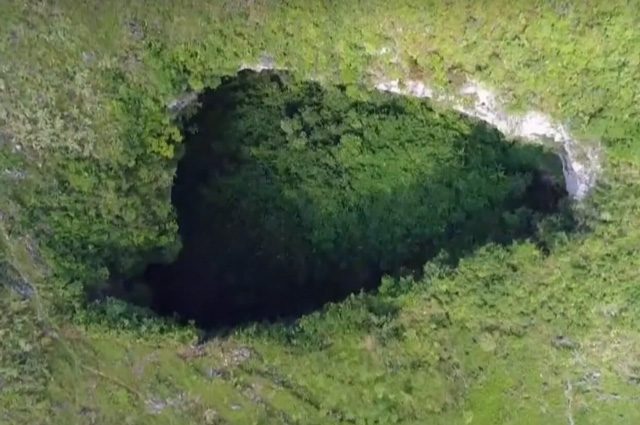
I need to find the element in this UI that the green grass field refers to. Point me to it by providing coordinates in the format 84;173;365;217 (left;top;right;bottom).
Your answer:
2;1;640;423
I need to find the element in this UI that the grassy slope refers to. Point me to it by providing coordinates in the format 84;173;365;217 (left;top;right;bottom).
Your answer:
1;0;640;423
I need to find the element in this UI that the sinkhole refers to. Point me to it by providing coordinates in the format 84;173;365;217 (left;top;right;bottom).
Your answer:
138;70;571;328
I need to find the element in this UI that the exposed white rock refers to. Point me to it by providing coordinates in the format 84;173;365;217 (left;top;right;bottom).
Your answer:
375;78;600;200
239;54;277;72
168;55;278;115
167;92;199;115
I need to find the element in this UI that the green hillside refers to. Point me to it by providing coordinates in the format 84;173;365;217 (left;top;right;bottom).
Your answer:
1;1;640;424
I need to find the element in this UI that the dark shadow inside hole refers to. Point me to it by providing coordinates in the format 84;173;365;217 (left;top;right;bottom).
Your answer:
134;70;572;328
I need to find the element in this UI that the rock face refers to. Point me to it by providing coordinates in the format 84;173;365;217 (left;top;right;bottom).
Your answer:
375;78;601;200
168;92;199;116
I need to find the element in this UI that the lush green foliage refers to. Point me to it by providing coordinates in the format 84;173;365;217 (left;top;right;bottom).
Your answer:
155;71;563;324
1;0;640;424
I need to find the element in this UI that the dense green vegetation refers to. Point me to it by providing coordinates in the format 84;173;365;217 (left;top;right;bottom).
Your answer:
1;0;640;424
146;70;567;326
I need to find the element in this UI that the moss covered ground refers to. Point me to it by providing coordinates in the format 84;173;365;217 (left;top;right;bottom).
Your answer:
1;1;640;423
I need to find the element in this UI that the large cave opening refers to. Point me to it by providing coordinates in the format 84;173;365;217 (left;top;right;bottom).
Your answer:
138;70;570;328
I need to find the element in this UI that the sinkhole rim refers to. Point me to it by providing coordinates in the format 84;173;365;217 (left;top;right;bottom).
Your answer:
127;70;574;329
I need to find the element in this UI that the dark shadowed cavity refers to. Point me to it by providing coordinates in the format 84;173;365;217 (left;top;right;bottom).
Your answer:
132;70;571;328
